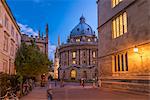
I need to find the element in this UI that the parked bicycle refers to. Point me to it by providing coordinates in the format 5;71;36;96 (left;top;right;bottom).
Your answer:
22;81;29;95
0;87;19;100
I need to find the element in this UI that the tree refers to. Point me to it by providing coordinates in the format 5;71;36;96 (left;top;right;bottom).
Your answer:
15;43;51;77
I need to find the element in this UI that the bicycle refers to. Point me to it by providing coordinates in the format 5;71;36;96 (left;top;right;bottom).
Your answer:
0;87;19;100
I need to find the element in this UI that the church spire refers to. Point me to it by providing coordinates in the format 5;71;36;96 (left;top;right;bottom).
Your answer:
38;30;40;38
46;23;49;37
45;23;49;55
58;35;60;46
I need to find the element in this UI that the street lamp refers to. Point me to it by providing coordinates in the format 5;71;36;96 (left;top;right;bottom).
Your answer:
133;46;138;53
133;46;143;68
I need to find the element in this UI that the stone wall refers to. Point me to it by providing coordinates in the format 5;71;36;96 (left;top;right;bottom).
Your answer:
97;0;150;93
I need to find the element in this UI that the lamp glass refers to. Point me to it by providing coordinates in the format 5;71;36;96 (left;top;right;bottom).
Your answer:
134;47;138;53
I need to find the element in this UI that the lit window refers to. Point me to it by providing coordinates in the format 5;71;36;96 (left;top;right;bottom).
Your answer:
112;0;123;8
112;20;116;38
112;12;127;38
114;52;128;72
93;61;96;64
88;38;91;42
76;39;80;42
72;51;76;58
72;60;76;64
71;69;76;78
116;17;119;37
116;0;119;5
112;0;115;8
93;51;96;58
123;12;127;33
119;15;123;35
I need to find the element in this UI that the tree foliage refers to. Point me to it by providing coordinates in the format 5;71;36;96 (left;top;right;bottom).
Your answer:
15;42;51;77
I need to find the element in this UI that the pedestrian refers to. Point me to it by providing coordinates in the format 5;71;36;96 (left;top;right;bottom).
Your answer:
81;78;85;87
92;78;96;88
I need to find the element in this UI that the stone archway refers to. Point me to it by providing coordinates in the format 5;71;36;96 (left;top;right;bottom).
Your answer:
70;69;77;80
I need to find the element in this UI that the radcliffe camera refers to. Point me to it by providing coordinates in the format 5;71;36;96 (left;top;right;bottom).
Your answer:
0;0;149;100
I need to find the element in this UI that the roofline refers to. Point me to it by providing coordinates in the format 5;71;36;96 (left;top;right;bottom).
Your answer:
1;0;21;35
70;22;95;36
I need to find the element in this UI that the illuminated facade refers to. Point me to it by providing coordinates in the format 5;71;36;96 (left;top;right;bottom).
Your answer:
0;0;21;74
59;16;98;81
97;0;150;93
54;42;60;79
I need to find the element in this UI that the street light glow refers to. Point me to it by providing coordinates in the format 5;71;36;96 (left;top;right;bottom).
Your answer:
134;46;138;53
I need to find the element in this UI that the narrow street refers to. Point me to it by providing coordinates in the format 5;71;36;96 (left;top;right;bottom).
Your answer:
21;82;149;100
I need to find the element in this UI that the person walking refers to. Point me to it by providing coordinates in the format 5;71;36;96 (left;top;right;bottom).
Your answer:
81;78;85;87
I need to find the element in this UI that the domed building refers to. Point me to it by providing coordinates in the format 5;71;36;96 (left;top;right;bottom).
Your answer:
58;16;98;81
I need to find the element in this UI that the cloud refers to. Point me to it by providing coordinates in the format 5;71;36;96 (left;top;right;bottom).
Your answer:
18;23;38;36
18;22;56;61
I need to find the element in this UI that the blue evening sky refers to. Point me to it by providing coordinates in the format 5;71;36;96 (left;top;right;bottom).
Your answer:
6;0;97;60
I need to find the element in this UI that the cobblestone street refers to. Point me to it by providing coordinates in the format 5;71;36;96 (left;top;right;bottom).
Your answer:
21;82;149;100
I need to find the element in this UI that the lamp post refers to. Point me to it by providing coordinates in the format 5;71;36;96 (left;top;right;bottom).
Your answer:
133;46;138;53
133;46;143;68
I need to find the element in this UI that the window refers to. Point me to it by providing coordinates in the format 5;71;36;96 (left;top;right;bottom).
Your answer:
114;52;128;72
117;55;120;71
72;51;76;58
88;38;91;42
112;12;127;38
72;60;76;64
121;54;124;71
16;33;18;44
3;33;8;52
76;39;80;42
83;52;86;57
123;12;127;33
11;26;14;37
93;61;96;64
5;16;9;29
10;41;14;56
93;51;96;58
114;56;117;72
70;69;77;79
83;60;86;64
112;0;123;8
125;53;128;71
3;60;8;73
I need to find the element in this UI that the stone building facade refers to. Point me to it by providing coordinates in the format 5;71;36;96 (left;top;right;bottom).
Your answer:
97;0;150;93
59;16;98;81
54;46;59;79
54;36;60;79
0;0;21;74
21;24;49;56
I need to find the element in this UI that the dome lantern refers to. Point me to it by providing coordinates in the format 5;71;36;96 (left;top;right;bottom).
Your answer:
70;16;95;37
80;15;85;23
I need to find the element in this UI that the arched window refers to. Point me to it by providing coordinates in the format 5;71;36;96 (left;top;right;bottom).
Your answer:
70;69;77;79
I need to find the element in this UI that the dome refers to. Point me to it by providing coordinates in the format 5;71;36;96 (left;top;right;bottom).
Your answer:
70;16;95;37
